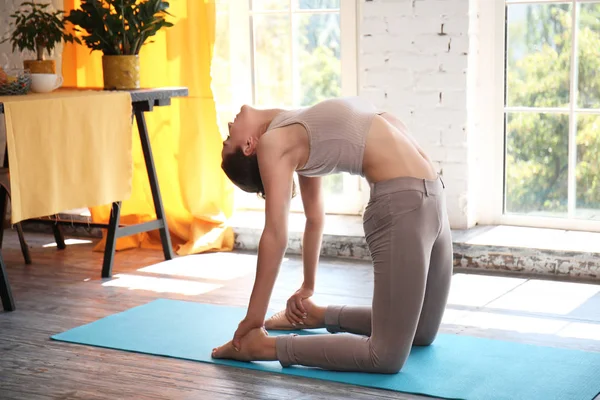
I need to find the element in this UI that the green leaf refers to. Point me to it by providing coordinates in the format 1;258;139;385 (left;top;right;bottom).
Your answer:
64;0;175;55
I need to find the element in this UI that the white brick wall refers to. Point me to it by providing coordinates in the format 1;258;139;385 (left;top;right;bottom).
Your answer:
359;0;476;229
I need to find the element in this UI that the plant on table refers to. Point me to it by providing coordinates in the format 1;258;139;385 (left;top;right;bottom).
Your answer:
1;2;80;74
65;0;174;90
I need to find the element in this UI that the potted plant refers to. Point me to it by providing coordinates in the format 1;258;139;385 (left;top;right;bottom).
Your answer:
66;0;173;90
1;2;80;74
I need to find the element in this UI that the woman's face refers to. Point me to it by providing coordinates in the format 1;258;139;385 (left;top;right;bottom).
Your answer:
222;105;256;158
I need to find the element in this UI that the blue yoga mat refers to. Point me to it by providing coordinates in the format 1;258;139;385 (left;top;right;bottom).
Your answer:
51;299;600;400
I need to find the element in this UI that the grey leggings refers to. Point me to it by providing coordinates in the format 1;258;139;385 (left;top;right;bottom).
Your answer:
275;175;453;373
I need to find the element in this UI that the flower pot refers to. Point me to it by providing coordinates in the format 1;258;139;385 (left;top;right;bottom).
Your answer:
23;60;56;74
102;55;140;90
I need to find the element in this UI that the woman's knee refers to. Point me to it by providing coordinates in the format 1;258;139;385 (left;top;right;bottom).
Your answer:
413;332;437;346
370;346;410;374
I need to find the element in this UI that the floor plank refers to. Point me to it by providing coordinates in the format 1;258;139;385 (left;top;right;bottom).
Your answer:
1;230;599;400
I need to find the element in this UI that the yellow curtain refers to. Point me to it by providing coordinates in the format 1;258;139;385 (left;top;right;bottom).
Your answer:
61;0;235;255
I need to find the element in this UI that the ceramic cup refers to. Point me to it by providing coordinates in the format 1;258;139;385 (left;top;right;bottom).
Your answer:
30;73;63;93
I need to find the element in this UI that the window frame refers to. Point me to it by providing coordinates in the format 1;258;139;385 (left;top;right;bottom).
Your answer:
478;0;600;232
216;0;364;215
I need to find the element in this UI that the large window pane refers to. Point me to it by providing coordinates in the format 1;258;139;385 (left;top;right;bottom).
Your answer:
576;114;600;220
212;6;232;138
578;3;600;109
506;3;572;108
251;0;288;11
297;0;339;10
212;10;231;106
294;12;342;195
295;13;341;106
505;113;569;217
322;174;343;195
253;15;292;106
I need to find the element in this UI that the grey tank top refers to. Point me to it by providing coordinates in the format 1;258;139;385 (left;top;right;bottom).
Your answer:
266;96;381;178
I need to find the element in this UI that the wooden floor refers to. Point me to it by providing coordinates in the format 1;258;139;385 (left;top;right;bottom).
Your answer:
1;230;600;400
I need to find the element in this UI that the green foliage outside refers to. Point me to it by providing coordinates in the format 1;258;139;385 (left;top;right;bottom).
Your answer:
506;3;600;218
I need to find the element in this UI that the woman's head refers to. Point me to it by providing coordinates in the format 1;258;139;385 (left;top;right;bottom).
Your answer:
221;105;266;197
221;104;297;199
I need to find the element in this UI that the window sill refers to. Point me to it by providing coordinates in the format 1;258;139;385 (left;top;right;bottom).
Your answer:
230;210;600;253
228;210;364;237
230;211;600;282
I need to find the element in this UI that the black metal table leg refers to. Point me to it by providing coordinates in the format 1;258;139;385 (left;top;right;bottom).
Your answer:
0;253;15;311
52;224;66;250
0;187;7;251
0;146;9;250
133;105;174;262
15;224;31;264
0;145;31;264
101;202;121;278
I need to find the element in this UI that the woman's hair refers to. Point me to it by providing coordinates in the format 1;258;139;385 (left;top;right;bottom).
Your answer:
222;148;266;198
221;148;297;199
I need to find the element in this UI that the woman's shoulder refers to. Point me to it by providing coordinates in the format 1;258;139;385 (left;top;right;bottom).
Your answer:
257;127;293;155
258;125;307;168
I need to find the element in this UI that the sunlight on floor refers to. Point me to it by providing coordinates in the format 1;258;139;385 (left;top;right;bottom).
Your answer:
453;311;570;335
441;309;469;324
485;280;600;315
43;238;92;248
138;253;258;281
138;253;289;281
442;273;600;341
557;322;600;341
447;274;526;307
448;311;600;342
102;273;223;295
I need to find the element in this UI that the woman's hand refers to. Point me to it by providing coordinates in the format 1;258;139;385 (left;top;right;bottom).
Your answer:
232;315;264;351
286;286;314;325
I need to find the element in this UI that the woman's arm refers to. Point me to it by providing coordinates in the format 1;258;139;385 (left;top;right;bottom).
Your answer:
244;134;296;324
298;175;324;290
281;175;324;325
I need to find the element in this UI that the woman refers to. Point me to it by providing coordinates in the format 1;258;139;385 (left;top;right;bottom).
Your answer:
212;96;453;373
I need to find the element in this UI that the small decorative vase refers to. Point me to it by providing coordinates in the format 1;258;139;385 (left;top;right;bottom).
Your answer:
23;60;56;74
102;55;140;90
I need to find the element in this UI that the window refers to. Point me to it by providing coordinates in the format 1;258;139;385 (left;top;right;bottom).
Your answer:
212;0;362;215
500;0;600;230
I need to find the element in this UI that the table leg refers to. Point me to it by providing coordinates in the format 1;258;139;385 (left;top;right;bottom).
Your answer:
0;253;15;311
0;146;8;250
133;106;174;261
101;202;121;278
15;223;31;264
0;145;31;264
51;224;66;250
0;186;6;251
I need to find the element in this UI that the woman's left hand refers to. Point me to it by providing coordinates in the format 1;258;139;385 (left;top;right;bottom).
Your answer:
286;286;314;325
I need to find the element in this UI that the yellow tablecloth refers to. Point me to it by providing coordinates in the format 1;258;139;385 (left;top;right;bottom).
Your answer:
0;90;133;223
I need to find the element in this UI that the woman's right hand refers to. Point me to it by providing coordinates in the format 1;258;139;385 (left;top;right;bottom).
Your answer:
285;286;314;325
232;314;264;351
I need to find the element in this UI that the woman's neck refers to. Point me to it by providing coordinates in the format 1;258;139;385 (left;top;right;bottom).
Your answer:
257;108;286;136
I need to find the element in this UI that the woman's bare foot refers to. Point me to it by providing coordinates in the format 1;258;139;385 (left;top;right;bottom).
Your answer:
264;298;326;330
211;327;277;361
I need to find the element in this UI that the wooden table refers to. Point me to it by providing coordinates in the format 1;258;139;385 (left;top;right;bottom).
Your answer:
0;87;189;311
